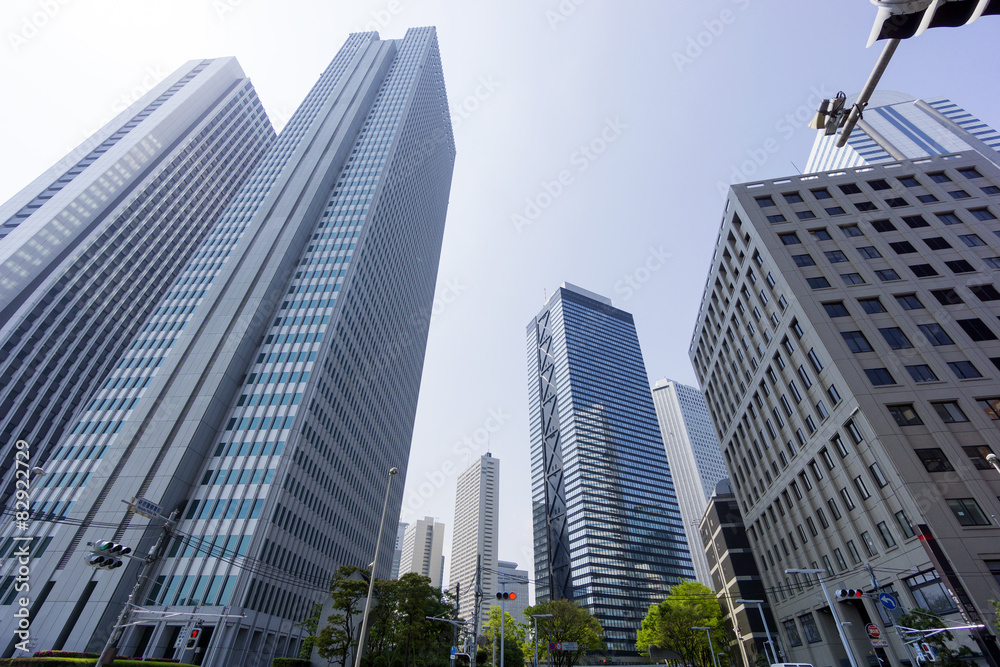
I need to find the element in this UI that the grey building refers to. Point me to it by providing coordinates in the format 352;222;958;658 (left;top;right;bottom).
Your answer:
805;91;1000;173
497;560;529;622
0;57;274;508
399;517;446;589
651;378;728;587
0;27;454;666
391;521;408;580
690;151;1000;667
528;283;693;653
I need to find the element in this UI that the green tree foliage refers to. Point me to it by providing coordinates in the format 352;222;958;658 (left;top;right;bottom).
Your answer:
522;598;604;667
991;600;1000;633
311;568;455;667
897;608;965;667
482;606;526;667
635;580;724;667
298;602;324;659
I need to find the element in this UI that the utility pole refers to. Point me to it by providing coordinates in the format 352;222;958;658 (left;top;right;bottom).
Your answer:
865;563;918;667
473;554;483;641
454;582;461;658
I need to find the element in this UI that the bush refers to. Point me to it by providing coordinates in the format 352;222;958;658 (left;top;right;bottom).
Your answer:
273;659;311;667
33;653;99;659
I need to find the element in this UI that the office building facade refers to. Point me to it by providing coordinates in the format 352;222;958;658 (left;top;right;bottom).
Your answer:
805;91;1000;173
450;453;499;630
391;521;408;580
0;57;274;508
690;151;1000;667
528;283;694;652
651;378;728;586
399;516;445;588
497;560;529;621
0;28;455;665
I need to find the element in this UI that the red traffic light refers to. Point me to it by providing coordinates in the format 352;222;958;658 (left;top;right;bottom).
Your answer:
836;589;864;599
495;592;516;600
190;629;200;639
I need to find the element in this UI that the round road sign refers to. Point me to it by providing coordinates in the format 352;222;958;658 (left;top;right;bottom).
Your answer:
866;624;881;640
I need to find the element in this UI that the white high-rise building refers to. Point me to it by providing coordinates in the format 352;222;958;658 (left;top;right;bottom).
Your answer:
805;91;1000;173
449;453;499;630
651;378;729;587
399;517;445;588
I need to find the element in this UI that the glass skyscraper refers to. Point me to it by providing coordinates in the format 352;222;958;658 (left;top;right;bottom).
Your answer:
527;283;693;653
0;28;454;666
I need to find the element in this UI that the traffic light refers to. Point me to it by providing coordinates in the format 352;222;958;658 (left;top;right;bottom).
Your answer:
496;592;516;601
836;589;864;599
84;540;132;570
808;92;848;137
920;642;936;661
186;627;201;650
868;0;1000;47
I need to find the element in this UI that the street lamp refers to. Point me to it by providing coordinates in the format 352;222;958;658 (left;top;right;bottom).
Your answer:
532;614;553;667
736;599;778;664
354;467;399;667
986;452;1000;474
786;568;860;667
692;627;720;667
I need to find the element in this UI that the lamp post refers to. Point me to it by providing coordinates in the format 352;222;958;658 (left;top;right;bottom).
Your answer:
987;452;1000;474
693;627;720;667
736;599;778;664
354;467;398;667
786;568;860;667
532;614;553;667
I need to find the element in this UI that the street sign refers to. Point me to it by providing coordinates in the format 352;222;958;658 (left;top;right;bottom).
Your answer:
451;647;456;655
879;593;897;610
562;642;578;651
866;624;881;640
130;496;162;519
871;640;889;648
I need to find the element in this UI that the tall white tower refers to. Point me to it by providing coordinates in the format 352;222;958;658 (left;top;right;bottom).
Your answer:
449;453;499;629
399;517;446;588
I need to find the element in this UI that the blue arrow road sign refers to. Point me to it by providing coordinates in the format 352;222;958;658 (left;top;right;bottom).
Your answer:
451;647;457;655
879;593;897;610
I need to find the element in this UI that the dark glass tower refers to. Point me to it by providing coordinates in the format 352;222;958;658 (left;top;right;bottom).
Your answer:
527;283;694;652
0;28;454;665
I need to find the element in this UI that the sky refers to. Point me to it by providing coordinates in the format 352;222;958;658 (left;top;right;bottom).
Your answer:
2;0;999;601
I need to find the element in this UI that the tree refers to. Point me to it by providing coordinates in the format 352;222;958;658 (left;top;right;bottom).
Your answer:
635;580;724;667
298;602;324;659
992;600;1000;634
522;598;604;667
896;608;964;667
483;606;526;667
315;565;371;667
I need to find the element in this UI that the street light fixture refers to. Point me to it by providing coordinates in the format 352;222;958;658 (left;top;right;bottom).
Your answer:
692;627;720;667
735;599;778;664
354;467;398;667
786;568;860;667
986;452;1000;474
531;614;553;667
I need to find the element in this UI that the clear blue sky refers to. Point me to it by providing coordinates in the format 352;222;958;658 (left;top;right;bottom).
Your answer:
2;0;998;601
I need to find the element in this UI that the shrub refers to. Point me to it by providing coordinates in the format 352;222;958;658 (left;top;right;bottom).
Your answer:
273;659;311;667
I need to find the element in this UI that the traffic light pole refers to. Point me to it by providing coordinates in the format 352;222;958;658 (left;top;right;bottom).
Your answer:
97;510;176;667
835;38;900;147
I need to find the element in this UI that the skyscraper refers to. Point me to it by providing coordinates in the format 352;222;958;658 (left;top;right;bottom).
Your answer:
399;516;446;588
0;57;274;508
805;91;1000;173
450;453;499;631
690;150;1000;667
0;28;455;665
651;378;728;587
527;283;693;652
391;521;409;580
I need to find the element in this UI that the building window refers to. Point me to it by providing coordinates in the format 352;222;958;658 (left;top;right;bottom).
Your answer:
832;434;849;458
846;420;864;444
949;189;971;199
903;215;930;228
935;211;962;225
784;620;803;647
810;228;832;240
976;397;1000;420
808;276;831;289
821;447;835;471
858;246;882;259
910;264;939;278
856;201;878;212
982;185;1000;195
834;548;848;571
932;401;969;424
822;555;835;576
827;498;842;520
960;234;987;247
812;188;832;200
854;475;872;500
809;459;824;481
865;368;896;386
906;364;939;383
768;214;787;224
917;323;954;346
840;183;862;195
869;462;889;488
869;178;892;190
948;360;983;379
946;259;975;274
825;250;848;263
928;172;951;183
890;241;918;254
808;348;823;372
756;196;776;208
947;498;991;526
895;511;916;539
986;257;1000;269
800;614;822;643
797;210;817;220
793;253;816;267
906;571;958;614
871;219;897;232
858;297;887;313
816;506;829;528
879;327;913;349
798;365;813;388
957;318;997;341
895;293;923;310
888;404;923;426
931;288;963;305
924;236;953;251
861;531;878;557
970;208;997;221
958;167;982;179
841;272;865;285
970;284;1000;301
841;331;873;353
840;487;856;510
824;302;849;317
876;268;901;281
918;194;939;203
816;400;829;420
784;192;804;203
827;384;842;404
847;540;862;564
915;448;954;473
841;224;862;236
779;232;801;245
963;445;996;470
